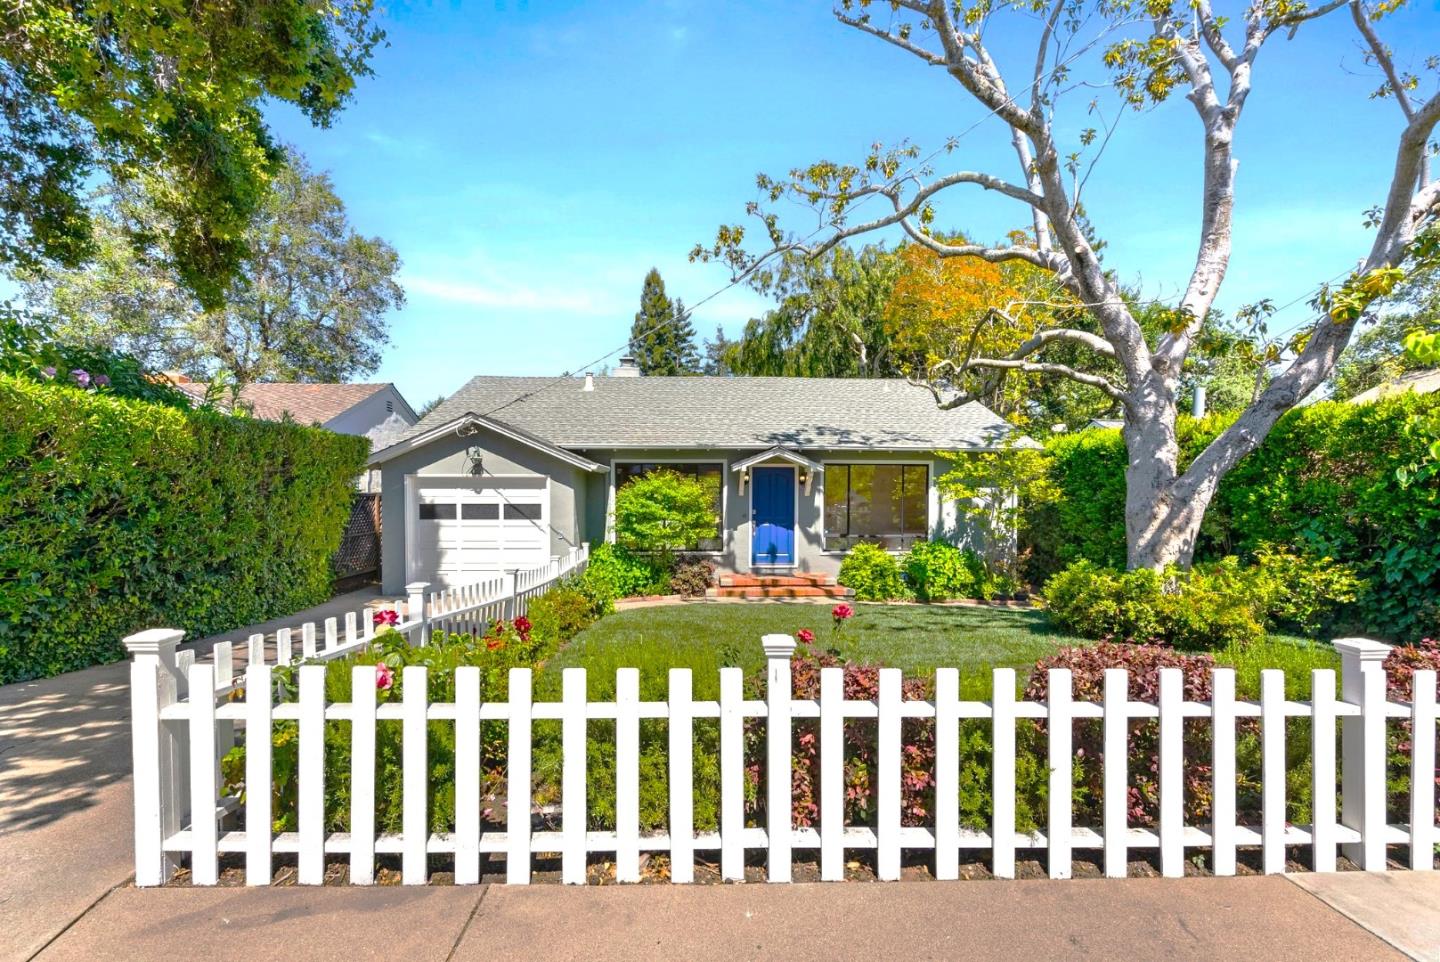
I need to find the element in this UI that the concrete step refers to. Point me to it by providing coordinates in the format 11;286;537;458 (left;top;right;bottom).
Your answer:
718;573;835;588
708;585;854;599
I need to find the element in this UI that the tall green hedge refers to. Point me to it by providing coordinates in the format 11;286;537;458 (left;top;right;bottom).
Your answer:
1024;394;1440;641
0;375;369;683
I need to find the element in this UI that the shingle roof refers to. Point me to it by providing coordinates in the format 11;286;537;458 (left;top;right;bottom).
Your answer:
177;382;389;425
404;376;1023;450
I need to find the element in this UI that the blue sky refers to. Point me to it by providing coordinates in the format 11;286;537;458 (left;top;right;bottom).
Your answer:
265;0;1440;409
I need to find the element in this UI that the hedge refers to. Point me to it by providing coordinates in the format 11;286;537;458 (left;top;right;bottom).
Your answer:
0;374;369;683
1024;393;1440;641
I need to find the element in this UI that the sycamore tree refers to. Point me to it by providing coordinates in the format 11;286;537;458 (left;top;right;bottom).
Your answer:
20;150;403;384
698;0;1440;571
0;1;382;306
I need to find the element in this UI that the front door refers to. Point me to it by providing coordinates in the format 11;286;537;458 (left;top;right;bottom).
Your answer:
750;466;795;566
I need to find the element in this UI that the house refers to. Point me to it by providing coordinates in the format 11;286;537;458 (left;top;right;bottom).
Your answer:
369;358;1027;592
172;379;418;490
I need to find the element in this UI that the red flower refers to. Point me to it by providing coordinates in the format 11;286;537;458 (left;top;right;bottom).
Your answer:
375;662;394;691
372;608;399;627
486;637;505;651
796;628;815;645
831;603;854;627
513;615;532;640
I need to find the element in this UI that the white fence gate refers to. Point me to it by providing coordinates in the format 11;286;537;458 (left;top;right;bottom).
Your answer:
126;614;1438;887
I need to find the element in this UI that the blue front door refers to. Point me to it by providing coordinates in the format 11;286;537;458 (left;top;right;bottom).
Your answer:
751;466;795;566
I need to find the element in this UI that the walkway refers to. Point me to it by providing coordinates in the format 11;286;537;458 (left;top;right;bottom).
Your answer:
3;588;1440;962
0;589;385;962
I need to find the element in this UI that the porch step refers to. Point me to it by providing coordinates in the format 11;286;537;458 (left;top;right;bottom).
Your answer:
708;585;854;600
718;572;835;588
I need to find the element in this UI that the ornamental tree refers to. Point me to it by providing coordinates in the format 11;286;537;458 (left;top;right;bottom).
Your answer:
613;469;719;555
697;0;1440;572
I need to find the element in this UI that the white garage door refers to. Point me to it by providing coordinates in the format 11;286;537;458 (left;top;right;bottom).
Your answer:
409;477;550;586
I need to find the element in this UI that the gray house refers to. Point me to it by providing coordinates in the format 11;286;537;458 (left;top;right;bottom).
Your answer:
369;361;1024;592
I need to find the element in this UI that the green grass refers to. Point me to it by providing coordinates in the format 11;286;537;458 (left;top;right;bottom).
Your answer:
543;602;1090;699
541;601;1340;701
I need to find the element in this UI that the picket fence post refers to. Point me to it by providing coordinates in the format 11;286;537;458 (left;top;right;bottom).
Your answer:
124;628;186;886
406;581;431;645
763;634;797;883
1335;638;1392;870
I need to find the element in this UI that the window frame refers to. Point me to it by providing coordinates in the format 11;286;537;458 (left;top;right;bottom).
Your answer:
608;458;728;555
821;460;934;554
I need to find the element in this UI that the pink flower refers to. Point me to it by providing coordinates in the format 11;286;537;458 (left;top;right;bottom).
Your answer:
796;628;815;645
375;662;394;691
372;608;399;627
832;603;854;627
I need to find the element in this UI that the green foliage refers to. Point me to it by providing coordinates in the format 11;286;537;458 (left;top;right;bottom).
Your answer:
629;268;699;375
1026;395;1440;640
525;585;599;644
612;469;719;555
582;542;669;602
20;151;403;384
902;540;987;602
837;542;910;601
0;373;367;682
0;0;382;305
0;307;192;407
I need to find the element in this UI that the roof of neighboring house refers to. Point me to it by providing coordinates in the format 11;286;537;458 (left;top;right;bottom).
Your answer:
176;381;398;425
397;376;1026;451
1349;368;1440;404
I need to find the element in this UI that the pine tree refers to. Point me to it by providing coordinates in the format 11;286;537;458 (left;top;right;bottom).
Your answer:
628;268;700;375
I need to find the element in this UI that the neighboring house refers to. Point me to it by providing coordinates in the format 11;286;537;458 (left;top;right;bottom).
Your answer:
1348;368;1440;404
173;379;418;490
369;358;1028;592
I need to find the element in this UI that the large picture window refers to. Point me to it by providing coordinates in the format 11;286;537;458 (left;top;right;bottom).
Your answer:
823;463;928;550
613;462;724;551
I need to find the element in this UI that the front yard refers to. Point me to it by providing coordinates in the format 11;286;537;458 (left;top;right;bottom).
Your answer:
543;601;1339;699
544;601;1342;699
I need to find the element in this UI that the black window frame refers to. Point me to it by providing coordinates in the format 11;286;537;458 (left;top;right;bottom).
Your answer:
822;463;929;551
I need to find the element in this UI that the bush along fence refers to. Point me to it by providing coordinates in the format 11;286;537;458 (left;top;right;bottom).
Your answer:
126;619;1438;886
423;545;590;640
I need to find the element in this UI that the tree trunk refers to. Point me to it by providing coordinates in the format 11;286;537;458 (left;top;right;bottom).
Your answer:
1121;377;1211;572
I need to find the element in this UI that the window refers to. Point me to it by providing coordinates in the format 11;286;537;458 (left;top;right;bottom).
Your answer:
504;503;542;521
613;461;724;551
823;464;928;550
418;502;456;521
461;503;499;520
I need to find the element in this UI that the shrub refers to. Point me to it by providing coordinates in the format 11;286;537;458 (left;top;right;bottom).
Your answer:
582;542;669;601
613;469;719;555
837;542;909;601
669;557;715;597
526;584;597;643
0;374;367;683
1041;560;1264;650
1244;544;1366;635
902;540;987;601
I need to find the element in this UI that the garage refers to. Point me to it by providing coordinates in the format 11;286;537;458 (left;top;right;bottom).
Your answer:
407;476;550;586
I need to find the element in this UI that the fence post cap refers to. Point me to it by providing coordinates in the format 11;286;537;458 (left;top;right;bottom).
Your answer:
1332;637;1392;662
761;633;797;659
122;628;185;655
404;581;431;593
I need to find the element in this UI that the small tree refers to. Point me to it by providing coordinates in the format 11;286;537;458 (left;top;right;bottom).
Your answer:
937;443;1058;578
613;469;719;556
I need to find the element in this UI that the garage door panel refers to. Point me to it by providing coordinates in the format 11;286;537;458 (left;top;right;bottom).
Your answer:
410;478;552;586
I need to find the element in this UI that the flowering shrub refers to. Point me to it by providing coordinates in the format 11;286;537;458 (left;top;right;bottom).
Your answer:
372;608;399;628
1383;638;1440;822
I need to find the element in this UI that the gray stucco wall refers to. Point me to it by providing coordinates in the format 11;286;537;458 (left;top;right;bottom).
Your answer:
378;426;591;593
572;447;986;578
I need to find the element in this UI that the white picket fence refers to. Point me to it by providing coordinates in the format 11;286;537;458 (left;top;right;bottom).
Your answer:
424;544;589;639
126;626;1438;887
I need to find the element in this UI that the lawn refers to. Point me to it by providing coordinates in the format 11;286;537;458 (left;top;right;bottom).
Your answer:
541;601;1341;701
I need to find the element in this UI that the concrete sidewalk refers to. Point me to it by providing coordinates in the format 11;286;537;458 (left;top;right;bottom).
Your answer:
26;876;1417;962
0;589;385;962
